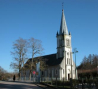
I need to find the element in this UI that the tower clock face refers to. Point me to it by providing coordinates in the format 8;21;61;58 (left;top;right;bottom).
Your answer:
66;39;70;46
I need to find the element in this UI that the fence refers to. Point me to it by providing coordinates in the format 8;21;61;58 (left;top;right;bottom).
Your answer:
20;76;60;82
20;76;98;89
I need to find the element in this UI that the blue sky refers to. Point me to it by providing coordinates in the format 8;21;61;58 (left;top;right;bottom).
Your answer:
0;0;98;72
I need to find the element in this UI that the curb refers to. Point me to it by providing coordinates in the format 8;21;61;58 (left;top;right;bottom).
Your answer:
40;83;57;89
36;83;56;89
36;84;46;89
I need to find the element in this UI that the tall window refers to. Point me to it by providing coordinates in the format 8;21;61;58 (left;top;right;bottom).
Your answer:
67;52;69;57
60;40;62;46
59;39;62;46
62;40;64;46
63;69;64;74
45;71;47;77
66;39;70;46
67;58;68;64
47;70;48;76
69;59;70;65
48;69;50;77
52;69;54;77
42;71;44;75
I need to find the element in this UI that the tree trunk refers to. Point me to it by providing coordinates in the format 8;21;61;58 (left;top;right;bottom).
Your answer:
25;71;26;81
19;72;21;80
29;71;31;81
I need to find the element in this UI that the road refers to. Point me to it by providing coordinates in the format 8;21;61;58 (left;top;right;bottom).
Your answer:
0;81;43;89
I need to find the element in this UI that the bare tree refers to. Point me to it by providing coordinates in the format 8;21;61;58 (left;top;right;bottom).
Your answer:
92;57;98;68
78;54;98;77
81;56;87;69
88;54;92;65
28;37;44;80
10;38;28;80
0;66;7;80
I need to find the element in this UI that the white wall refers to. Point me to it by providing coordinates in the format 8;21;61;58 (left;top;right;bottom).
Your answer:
57;34;76;81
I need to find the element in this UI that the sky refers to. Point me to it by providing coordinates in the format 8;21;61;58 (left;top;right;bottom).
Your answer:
0;0;98;72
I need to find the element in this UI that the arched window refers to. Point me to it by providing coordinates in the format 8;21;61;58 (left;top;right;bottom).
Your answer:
66;39;70;46
55;69;57;75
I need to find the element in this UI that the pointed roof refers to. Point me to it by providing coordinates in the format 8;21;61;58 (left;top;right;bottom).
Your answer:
59;9;68;35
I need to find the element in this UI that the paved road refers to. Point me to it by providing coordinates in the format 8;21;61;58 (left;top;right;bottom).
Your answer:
0;81;43;89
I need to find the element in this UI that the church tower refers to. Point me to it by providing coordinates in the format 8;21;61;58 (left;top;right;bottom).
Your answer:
56;9;75;80
56;9;72;59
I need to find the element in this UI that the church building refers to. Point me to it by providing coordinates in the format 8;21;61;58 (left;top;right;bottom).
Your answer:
21;9;76;81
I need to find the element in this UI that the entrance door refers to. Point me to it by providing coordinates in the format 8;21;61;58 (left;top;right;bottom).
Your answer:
68;74;70;80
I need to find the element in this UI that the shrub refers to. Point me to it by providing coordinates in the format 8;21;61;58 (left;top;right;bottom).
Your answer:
52;80;70;86
72;79;79;87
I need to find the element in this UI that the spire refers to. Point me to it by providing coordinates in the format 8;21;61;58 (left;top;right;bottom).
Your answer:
59;9;68;35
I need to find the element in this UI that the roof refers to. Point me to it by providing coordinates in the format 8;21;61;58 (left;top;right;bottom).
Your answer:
28;53;63;66
59;9;68;35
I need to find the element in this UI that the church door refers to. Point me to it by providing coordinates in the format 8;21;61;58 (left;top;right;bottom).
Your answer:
68;74;70;80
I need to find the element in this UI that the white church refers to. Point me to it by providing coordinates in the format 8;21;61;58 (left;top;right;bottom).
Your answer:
21;9;77;81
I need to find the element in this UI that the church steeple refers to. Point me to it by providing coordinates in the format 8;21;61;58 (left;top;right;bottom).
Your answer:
56;7;75;81
56;9;71;59
59;9;68;35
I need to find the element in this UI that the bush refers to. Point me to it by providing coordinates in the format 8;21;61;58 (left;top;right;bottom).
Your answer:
78;79;82;83
52;80;70;86
72;79;79;88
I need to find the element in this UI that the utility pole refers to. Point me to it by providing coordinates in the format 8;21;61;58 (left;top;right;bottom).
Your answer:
71;52;74;79
74;48;78;79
